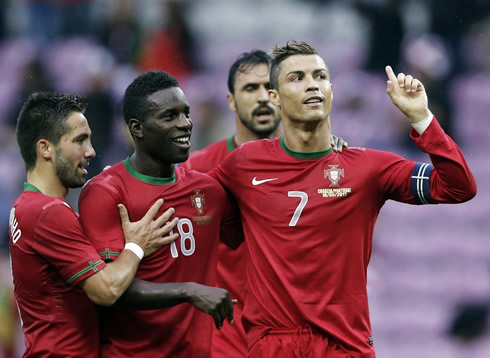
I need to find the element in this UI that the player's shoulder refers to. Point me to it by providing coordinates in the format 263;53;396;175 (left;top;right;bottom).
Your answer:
183;138;230;170
82;161;125;189
177;167;225;191
236;137;277;156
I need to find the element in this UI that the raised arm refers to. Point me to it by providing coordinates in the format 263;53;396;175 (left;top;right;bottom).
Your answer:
385;65;432;125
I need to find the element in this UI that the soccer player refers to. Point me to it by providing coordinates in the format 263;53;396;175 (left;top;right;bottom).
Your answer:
181;49;348;358
211;41;477;357
78;70;240;357
9;92;179;357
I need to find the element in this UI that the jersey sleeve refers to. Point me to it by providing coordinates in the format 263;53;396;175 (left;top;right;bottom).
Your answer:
410;118;477;203
79;181;125;261
372;118;477;205
219;191;243;249
33;202;106;286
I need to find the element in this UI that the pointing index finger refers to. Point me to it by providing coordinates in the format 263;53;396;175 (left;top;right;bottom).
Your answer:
385;65;397;83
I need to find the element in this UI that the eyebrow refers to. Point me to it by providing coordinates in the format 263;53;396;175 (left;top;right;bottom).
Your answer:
240;81;269;89
286;68;328;77
72;133;90;141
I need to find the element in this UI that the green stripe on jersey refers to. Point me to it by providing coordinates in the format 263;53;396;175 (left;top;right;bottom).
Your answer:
99;248;121;260
280;136;333;159
124;157;176;185
67;259;104;284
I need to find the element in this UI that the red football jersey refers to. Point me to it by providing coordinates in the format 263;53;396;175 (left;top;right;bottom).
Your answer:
78;158;239;358
212;120;476;357
9;183;105;358
182;136;249;358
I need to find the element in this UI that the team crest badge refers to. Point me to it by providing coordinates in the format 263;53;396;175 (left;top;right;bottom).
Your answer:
190;189;206;215
324;165;344;187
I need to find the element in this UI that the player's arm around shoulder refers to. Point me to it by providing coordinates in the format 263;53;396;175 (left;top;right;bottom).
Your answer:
79;199;179;306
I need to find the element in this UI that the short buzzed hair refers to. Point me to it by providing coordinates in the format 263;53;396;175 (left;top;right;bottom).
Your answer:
269;40;321;90
123;70;179;126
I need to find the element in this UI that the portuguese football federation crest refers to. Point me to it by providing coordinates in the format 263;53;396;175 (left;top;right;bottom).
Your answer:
190;189;206;215
324;165;344;187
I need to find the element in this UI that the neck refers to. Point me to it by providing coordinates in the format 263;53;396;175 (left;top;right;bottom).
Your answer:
130;151;175;178
282;116;332;152
234;118;282;146
26;168;68;198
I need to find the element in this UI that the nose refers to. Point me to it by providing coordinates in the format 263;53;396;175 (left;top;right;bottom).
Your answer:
305;75;319;92
85;141;96;159
257;85;269;103
177;113;192;129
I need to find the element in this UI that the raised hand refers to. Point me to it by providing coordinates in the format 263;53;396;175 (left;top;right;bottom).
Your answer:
118;199;179;257
187;283;236;329
385;65;431;124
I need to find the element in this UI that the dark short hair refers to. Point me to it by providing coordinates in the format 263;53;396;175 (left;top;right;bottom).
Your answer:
16;92;87;171
123;70;179;125
269;40;319;90
227;50;271;94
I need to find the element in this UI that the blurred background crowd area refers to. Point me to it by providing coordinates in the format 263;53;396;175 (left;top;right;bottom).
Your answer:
0;0;489;357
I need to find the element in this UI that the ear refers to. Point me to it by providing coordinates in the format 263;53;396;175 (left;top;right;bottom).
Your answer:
128;118;144;139
330;83;333;100
269;89;280;107
37;139;53;160
226;92;236;112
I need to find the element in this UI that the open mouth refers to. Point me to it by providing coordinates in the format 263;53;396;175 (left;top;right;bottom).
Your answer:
78;163;89;175
254;106;273;121
304;96;323;106
173;136;191;146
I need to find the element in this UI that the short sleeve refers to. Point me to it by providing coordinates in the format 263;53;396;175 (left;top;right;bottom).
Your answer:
33;202;106;286
79;181;125;261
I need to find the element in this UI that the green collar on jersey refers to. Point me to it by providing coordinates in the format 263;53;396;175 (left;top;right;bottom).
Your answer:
226;135;237;152
280;136;333;159
123;157;176;185
24;182;42;193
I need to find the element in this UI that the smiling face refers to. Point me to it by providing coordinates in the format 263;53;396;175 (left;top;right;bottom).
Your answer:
269;54;332;124
54;112;95;188
138;87;193;165
228;63;281;137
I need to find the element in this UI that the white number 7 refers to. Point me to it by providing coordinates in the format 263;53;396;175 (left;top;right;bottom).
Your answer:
288;191;308;226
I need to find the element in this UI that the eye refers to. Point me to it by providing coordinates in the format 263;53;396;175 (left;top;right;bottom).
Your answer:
162;112;177;121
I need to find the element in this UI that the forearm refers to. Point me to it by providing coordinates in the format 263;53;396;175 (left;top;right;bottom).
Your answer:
115;279;195;310
412;119;477;202
80;250;140;306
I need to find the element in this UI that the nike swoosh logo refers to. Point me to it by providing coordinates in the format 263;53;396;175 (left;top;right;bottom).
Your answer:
252;176;279;186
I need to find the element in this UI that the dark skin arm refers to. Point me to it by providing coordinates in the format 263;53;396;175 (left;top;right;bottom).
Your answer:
114;279;236;330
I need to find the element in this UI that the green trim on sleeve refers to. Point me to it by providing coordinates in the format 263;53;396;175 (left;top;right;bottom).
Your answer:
99;248;121;260
67;259;105;284
280;136;333;159
123;157;176;185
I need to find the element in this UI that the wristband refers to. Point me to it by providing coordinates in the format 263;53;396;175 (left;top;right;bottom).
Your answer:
411;112;433;135
124;242;144;260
